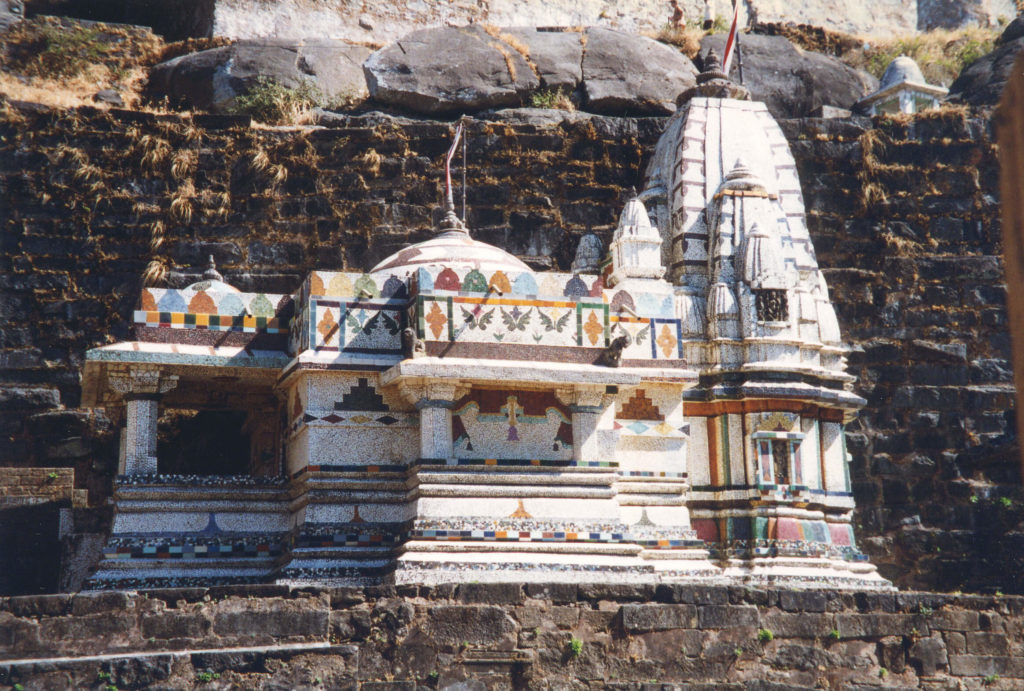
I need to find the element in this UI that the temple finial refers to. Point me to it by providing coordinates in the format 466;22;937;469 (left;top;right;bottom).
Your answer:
202;254;224;282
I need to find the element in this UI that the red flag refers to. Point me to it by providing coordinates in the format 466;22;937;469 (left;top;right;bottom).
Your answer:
445;122;464;203
721;0;741;76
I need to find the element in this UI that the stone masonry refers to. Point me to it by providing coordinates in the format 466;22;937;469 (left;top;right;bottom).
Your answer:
1;583;1024;688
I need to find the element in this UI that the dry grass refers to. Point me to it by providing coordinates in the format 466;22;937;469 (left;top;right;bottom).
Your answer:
0;65;148;110
843;25;1000;87
0;16;163;110
648;25;705;59
357;148;383;177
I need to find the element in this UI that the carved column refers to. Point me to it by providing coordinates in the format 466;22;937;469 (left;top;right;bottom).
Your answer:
399;381;469;461
557;385;613;463
107;367;178;475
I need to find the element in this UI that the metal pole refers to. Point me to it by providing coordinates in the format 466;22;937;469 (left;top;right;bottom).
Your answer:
736;3;745;86
462;118;468;222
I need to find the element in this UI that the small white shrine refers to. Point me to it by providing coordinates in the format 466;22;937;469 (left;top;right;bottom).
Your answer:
80;53;889;590
856;55;948;116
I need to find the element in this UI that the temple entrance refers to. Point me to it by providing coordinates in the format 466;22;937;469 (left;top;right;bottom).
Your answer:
157;409;249;475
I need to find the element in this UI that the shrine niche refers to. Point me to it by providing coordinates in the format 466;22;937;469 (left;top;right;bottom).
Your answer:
79;55;887;591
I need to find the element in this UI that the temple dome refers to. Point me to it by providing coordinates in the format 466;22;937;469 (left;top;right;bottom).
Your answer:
371;204;532;276
880;55;927;90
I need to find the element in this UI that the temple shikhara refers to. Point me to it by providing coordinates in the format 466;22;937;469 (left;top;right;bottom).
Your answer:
80;55;889;590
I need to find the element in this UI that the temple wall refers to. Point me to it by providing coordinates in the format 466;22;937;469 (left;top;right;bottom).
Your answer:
0;102;1020;593
2;583;1024;688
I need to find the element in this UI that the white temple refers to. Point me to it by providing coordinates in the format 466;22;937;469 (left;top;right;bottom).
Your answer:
855;55;948;116
80;52;888;590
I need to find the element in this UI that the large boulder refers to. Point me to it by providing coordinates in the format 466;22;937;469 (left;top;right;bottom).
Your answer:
698;32;877;119
582;27;697;115
948;19;1024;106
364;25;539;114
365;25;696;116
148;39;371;113
503;27;583;91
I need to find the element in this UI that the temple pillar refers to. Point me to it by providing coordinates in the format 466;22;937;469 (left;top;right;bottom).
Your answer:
558;385;613;463
400;381;468;460
107;366;178;475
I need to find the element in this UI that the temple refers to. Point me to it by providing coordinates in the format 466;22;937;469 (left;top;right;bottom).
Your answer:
80;53;889;590
855;55;949;116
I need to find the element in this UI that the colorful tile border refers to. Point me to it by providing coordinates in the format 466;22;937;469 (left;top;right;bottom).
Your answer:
134;310;284;333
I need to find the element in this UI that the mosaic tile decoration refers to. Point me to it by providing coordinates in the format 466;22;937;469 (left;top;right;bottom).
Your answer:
619;471;688;479
294;523;410;549
408;517;702;549
613;420;690;438
141;288;287;317
452;389;573;461
287;410;417;438
309;298;405;354
134;310;285;333
691;515;862;561
413;294;619;349
103;536;287;561
418;458;619;469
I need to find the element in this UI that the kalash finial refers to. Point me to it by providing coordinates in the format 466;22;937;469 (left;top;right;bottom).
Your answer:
202;255;224;282
438;191;469;235
677;47;751;105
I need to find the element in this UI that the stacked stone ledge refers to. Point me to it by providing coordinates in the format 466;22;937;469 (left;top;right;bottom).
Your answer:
1;585;1023;687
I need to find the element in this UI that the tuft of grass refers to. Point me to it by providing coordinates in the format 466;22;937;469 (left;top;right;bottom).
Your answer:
229;76;325;125
530;86;576;111
828;628;841;640
568;636;583;657
757;628;774;642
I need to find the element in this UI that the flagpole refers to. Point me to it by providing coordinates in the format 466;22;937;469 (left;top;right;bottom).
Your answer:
461;117;467;222
737;20;744;85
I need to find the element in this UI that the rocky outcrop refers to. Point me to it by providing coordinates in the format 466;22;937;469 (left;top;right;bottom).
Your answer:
364;26;697;116
948;16;1024;106
582;27;697;115
699;32;877;119
148;39;371;113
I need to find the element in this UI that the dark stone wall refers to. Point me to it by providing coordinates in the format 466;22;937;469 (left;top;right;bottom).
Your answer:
2;583;1024;688
0;102;1020;593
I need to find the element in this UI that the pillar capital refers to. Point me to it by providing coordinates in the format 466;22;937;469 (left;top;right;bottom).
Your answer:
398;380;469;408
108;366;178;399
555;384;613;411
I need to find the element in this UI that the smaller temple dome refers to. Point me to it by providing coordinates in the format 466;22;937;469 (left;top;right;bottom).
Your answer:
615;196;659;239
186;255;240;294
371;200;532;276
571;233;603;273
742;223;787;289
721;158;768;195
880;55;927;90
608;194;664;285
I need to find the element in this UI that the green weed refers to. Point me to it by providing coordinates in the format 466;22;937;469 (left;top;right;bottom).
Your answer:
530;86;575;111
229;77;325;125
